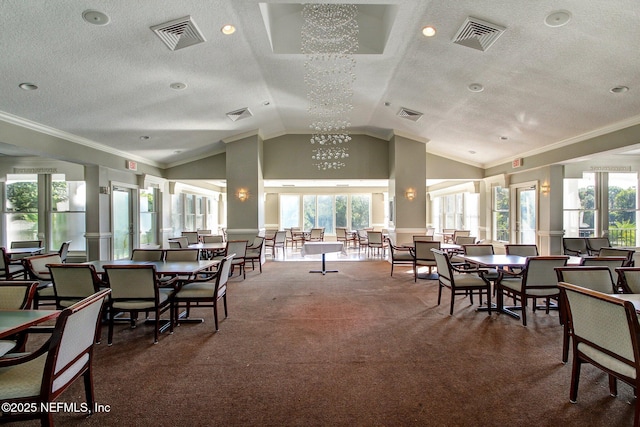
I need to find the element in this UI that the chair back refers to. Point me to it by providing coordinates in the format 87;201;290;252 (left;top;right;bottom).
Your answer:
432;249;453;286
586;237;611;254
165;248;200;261
367;231;383;245
415;241;440;261
104;265;159;300
505;244;539;256
168;241;181;248
309;228;324;241
274;231;287;244
250;236;265;248
413;235;433;242
203;235;224;243
0;281;37;309
615;267;640;293
555;266;616;294
57;240;72;262
131;248;164;261
455;236;476;245
358;229;368;241
43;289;110;401
0;247;9;270
181;231;199;245
216;255;234;293
426;227;435;237
559;282;640;375
197;229;212;235
336;228;347;239
580;256;627;274
452;230;471;241
463;244;494;256
226;240;247;258
23;253;62;281
11;240;43;249
48;264;102;308
563;237;588;255
169;236;189;248
522;256;569;290
599;247;635;266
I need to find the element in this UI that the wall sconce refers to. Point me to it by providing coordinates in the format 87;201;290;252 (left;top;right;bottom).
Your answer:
237;189;249;202
405;188;416;201
540;183;550;196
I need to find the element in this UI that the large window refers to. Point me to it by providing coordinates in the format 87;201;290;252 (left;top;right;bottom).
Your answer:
170;193;185;237
432;192;478;236
5;174;39;244
50;175;86;252
139;187;158;246
280;193;370;232
563;173;596;238
492;186;510;242
608;173;637;246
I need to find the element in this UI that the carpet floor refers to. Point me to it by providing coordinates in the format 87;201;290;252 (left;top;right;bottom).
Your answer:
5;260;637;426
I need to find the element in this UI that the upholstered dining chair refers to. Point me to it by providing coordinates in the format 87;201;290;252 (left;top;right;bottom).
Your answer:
202;235;224;243
432;249;492;315
615;267;640;294
388;238;413;276
131;248;164;261
586;236;611;255
504;244;539;256
0;281;38;356
462;244;500;284
181;231;199;245
22;253;62;308
245;236;265;272
103;264;176;345
172;255;234;331
336;227;355;248
164;248;199;261
57;240;72;263
454;235;476;245
558;282;640;426
307;228;324;242
0;289;110;426
224;240;248;279
0;247;26;279
562;237;589;256
412;240;441;281
266;230;286;259
599;247;635;266
47;263;104;309
357;229;369;255
367;231;387;257
496;256;569;326
169;236;190;248
579;256;627;275
8;240;43;264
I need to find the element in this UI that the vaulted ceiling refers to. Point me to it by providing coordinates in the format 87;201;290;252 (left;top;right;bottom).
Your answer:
1;1;639;169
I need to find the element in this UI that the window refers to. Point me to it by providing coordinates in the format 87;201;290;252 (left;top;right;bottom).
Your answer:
50;175;86;252
279;193;370;231
139;187;157;246
563;173;596;238
608;173;637;246
195;196;205;230
280;195;300;229
492;186;510;241
336;195;347;228
350;195;370;230
431;191;479;236
170;193;184;237
185;194;195;231
5;174;39;245
302;195;317;230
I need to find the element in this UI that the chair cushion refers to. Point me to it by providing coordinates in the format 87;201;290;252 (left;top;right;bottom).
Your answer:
175;282;216;299
0;353;47;399
0;340;17;357
499;277;559;297
37;285;55;297
113;292;169;310
393;253;413;261
452;274;488;289
578;343;636;379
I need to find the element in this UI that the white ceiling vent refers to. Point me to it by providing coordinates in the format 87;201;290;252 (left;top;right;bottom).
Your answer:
226;108;253;122
151;16;206;51
397;107;423;122
453;17;505;52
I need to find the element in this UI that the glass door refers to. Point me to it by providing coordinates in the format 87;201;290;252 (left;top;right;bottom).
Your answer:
516;187;537;244
112;187;133;260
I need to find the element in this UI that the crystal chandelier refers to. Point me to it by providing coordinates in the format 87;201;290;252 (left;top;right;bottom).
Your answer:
302;4;358;170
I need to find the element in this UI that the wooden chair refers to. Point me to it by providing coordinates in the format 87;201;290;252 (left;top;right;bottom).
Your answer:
265;230;286;259
432;249;492;315
307;228;324;242
462;244;499;284
504;244;539;256
367;231;387;257
245;236;265;272
586;237;611;255
336;227;355;248
57;240;72;262
412;241;441;282
357;229;369;255
562;237;588;256
555;266;618;364
168;236;189;248
452;231;472;245
599;247;635;266
131;248;164;261
181;231;199;245
579;256;627;276
615;267;640;293
496;256;569;326
9;240;43;263
173;255;234;331
0;281;38;356
0;247;26;279
388;238;413;277
223;240;248;279
164;248;199;261
22;253;62;308
559;282;640;427
48;263;104;309
0;289;110;426
103;265;176;345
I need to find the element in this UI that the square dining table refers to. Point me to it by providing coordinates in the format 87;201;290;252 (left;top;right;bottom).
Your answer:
0;309;60;339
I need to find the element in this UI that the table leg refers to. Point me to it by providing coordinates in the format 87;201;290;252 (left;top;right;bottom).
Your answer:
309;253;338;275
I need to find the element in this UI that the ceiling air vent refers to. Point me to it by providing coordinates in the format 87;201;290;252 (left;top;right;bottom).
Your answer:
453;17;505;52
397;107;423;122
151;16;206;51
226;108;253;122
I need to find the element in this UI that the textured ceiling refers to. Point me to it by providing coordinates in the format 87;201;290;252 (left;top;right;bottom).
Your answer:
1;0;639;169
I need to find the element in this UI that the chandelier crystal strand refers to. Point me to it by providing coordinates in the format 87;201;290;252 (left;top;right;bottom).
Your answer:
302;4;358;170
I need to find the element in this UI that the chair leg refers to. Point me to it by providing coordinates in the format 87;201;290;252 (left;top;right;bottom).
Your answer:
107;306;114;346
569;359;582;403
213;300;219;331
609;374;618;397
521;297;528;326
83;367;95;415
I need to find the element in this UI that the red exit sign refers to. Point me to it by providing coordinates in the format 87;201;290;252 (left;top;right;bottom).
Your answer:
126;160;138;171
512;158;523;168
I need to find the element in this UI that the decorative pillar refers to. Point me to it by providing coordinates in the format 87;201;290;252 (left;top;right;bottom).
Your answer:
225;134;265;243
388;134;427;245
84;165;112;260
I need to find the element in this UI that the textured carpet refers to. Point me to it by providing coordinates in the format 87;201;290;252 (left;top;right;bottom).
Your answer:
6;261;637;426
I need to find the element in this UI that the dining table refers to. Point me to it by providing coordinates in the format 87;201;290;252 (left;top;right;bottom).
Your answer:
84;259;219;276
0;309;60;339
301;242;346;275
188;242;227;258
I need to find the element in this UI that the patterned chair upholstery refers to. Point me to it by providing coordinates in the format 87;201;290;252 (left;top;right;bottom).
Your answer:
0;281;38;356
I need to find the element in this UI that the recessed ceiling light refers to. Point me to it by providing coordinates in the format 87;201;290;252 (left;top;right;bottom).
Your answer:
139;136;150;140
174;150;182;154
82;10;110;26
221;24;236;35
545;10;571;27
468;83;484;92
384;101;391;107
500;136;508;141
18;83;38;91
170;82;187;90
422;26;436;37
468;150;476;154
263;101;270;106
610;85;629;94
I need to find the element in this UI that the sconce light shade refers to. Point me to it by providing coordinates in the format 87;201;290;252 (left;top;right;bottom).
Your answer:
237;189;249;202
540;183;550;195
405;188;416;201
